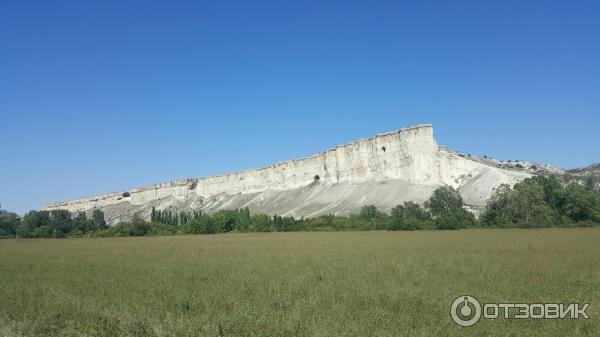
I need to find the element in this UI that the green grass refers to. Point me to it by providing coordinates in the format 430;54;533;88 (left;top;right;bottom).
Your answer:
1;229;599;336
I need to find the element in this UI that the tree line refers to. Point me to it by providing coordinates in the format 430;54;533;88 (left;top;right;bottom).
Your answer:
1;174;598;239
0;208;107;238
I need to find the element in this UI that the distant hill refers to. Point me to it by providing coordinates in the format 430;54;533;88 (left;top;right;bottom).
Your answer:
567;163;600;176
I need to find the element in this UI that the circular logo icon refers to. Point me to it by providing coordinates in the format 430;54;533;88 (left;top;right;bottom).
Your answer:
451;295;481;327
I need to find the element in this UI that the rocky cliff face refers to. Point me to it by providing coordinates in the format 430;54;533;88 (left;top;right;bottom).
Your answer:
43;124;532;224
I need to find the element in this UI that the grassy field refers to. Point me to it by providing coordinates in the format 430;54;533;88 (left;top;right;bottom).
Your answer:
0;229;599;337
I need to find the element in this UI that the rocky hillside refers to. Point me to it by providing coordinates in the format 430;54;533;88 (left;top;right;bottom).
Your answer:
43;124;533;224
567;163;600;176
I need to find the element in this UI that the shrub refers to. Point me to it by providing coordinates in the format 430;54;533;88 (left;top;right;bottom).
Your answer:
482;175;600;227
0;209;20;237
434;209;475;230
92;209;107;229
184;214;216;234
425;186;464;218
32;225;54;238
388;217;424;231
148;222;177;235
112;214;150;236
249;214;272;232
360;205;378;220
391;202;430;220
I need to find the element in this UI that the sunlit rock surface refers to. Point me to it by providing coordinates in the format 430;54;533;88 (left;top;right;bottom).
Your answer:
43;124;533;224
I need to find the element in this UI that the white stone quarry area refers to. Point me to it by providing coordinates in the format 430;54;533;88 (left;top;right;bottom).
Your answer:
44;124;539;225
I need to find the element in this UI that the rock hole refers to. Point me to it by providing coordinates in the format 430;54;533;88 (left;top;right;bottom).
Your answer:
381;146;386;152
122;192;130;197
314;175;320;182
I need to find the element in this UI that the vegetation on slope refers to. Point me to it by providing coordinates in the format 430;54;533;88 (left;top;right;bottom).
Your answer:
1;175;598;239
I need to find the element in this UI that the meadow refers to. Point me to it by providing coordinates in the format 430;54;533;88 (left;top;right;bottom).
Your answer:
1;229;599;337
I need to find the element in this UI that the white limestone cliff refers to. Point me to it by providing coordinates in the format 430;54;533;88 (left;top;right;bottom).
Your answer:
43;124;532;224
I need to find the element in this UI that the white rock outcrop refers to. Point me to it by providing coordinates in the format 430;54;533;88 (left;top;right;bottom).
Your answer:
43;124;532;224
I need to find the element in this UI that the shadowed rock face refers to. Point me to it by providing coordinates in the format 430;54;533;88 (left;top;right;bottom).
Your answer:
43;124;532;224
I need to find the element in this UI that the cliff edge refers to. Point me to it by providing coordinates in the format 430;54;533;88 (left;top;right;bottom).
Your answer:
43;124;532;224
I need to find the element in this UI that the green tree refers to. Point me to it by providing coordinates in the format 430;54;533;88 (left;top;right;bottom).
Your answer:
18;210;51;238
425;186;464;217
114;214;150;236
49;210;73;235
213;210;235;233
234;207;251;232
92;209;107;229
0;209;20;237
22;210;50;229
272;215;283;231
391;202;429;220
434;208;475;230
249;214;272;232
72;212;88;234
184;213;216;234
482;179;560;227
559;183;600;222
280;216;299;231
584;175;598;192
388;217;423;231
360;205;378;220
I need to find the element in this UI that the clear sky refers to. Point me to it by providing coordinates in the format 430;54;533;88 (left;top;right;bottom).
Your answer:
1;0;599;214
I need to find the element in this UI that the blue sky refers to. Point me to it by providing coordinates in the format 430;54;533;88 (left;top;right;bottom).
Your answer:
1;0;599;213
